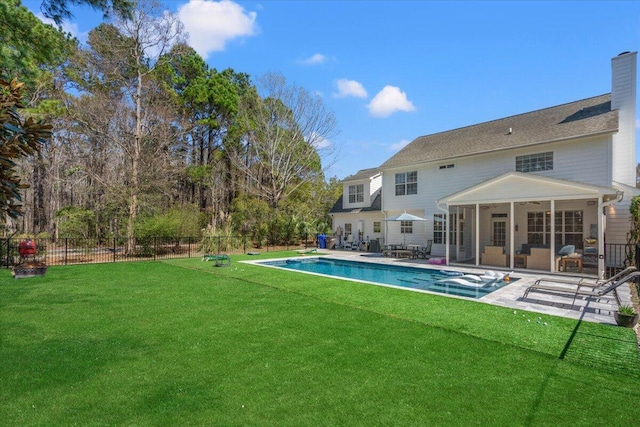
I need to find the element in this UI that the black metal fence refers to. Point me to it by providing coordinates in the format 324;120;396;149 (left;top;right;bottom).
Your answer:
1;235;319;267
1;236;636;281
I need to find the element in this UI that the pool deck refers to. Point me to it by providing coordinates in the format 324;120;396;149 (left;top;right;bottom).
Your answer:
309;250;636;326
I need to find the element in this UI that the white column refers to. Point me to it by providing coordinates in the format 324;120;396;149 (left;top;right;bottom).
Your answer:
550;200;556;272
445;207;450;265
475;203;480;266
598;199;606;279
510;202;515;269
455;206;461;262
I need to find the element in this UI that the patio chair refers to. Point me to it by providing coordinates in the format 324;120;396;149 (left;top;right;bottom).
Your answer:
522;267;639;307
417;240;433;259
344;234;354;250
526;247;551;270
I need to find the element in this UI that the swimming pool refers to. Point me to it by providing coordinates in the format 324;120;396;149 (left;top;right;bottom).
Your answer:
257;257;516;299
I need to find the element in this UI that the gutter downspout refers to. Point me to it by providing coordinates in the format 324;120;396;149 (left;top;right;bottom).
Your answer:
379;172;389;248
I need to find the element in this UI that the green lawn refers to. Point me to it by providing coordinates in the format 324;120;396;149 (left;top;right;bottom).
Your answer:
1;253;639;426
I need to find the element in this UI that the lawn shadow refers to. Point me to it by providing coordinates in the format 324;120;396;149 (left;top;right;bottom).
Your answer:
559;299;640;378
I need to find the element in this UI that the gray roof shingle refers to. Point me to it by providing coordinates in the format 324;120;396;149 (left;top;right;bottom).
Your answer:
329;191;382;214
381;94;618;169
342;167;382;182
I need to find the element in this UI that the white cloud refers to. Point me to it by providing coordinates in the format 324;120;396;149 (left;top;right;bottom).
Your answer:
333;79;367;99
178;0;258;60
298;53;328;65
367;85;416;118
307;132;332;150
388;139;411;152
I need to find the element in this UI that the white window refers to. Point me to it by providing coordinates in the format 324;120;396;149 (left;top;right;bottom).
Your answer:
434;213;459;244
516;152;553;172
348;184;364;203
527;210;583;249
555;210;583;249
395;171;417;196
373;221;381;233
400;220;412;235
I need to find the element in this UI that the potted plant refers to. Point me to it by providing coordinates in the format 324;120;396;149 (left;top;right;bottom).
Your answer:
614;304;639;328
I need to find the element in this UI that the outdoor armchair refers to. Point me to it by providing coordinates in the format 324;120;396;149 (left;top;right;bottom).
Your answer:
481;246;507;267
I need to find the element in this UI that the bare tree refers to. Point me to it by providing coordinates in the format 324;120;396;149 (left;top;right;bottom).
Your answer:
111;0;184;248
231;73;338;208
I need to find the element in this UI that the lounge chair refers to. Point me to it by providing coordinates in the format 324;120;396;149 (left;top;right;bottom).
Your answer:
202;253;231;267
296;248;318;255
523;267;638;307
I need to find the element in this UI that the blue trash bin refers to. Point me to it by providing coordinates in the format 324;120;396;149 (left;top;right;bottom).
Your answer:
318;234;326;249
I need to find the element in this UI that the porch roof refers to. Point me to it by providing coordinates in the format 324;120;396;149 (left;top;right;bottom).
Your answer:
438;172;620;206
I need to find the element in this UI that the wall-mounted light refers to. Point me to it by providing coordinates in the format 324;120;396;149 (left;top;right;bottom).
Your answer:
515;224;519;232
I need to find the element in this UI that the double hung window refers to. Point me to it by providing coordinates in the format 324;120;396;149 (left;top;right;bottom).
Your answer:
395;171;417;196
348;184;364;203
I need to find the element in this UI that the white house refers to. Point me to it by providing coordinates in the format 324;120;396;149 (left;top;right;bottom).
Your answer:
330;52;638;278
329;167;384;249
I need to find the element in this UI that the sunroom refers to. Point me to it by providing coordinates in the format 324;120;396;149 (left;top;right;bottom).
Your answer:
436;172;623;278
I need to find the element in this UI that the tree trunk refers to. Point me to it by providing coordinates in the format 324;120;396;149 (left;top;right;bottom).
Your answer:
126;60;144;254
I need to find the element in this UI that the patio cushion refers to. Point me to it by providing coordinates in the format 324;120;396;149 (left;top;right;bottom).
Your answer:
481;246;507;267
527;248;551;270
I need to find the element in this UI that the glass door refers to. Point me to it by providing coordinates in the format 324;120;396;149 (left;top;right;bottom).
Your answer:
491;218;507;247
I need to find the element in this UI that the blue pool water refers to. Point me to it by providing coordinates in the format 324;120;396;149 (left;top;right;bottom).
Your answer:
257;257;516;299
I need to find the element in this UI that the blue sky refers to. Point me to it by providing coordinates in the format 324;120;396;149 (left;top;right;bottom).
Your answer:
26;0;640;179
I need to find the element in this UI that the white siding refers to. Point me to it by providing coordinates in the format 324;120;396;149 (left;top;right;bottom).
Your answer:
606;198;631;245
342;181;370;209
331;212;385;246
384;136;612;214
370;174;382;195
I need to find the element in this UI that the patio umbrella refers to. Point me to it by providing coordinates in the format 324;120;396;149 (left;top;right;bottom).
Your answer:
385;212;428;222
385;211;428;245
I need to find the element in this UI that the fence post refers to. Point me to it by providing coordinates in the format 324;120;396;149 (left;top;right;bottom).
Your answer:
64;238;68;265
2;239;7;268
113;238;116;263
188;237;191;258
3;239;7;267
